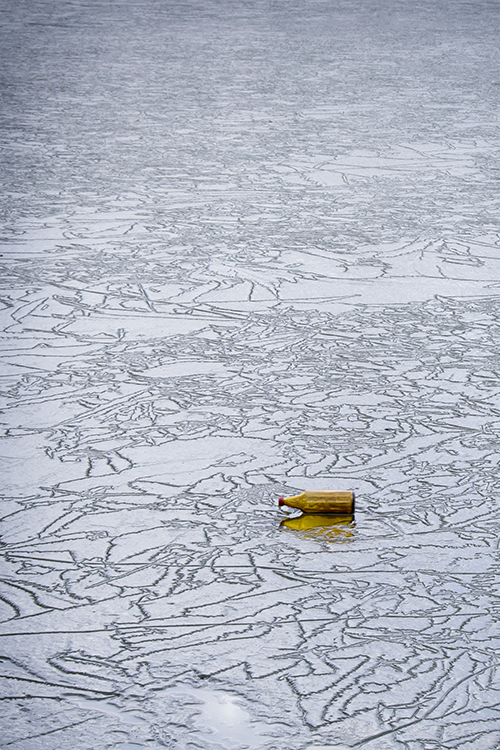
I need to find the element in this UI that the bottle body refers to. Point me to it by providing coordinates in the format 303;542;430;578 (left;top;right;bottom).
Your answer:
278;491;355;515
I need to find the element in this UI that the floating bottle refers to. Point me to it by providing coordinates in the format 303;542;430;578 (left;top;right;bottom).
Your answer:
278;491;355;515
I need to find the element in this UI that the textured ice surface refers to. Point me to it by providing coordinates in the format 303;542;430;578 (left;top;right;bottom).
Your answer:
2;0;500;748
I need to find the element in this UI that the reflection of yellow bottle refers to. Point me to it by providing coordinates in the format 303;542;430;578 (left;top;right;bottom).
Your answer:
278;491;355;514
281;513;355;538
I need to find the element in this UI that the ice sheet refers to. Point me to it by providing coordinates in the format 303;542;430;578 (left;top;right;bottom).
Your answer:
2;1;500;748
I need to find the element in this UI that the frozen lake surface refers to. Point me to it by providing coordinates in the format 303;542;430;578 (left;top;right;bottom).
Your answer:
1;0;500;748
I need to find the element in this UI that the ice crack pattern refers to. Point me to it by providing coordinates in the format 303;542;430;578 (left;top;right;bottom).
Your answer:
1;0;500;748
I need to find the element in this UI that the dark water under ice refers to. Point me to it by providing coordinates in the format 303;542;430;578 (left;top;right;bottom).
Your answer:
1;1;500;748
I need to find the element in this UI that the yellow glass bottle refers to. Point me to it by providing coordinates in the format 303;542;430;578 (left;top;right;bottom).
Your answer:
278;491;355;514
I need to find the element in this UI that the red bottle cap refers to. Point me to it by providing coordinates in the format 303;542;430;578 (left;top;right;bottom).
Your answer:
278;497;284;506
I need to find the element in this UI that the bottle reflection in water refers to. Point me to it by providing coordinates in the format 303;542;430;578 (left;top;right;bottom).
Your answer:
280;513;355;540
278;491;355;514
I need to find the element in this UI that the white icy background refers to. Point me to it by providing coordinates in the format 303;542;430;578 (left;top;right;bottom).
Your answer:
1;0;500;748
